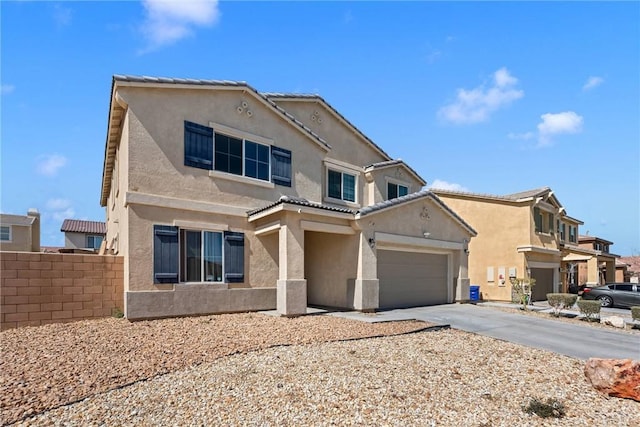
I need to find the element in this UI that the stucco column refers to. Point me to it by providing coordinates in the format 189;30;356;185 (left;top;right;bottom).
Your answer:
456;249;471;302
353;232;379;311
586;256;599;285
277;214;307;316
605;260;615;283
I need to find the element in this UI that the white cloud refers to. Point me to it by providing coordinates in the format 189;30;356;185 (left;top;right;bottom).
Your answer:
45;198;75;222
426;50;442;64
583;76;604;91
428;179;470;192
537;111;584;147
438;67;524;124
36;154;68;176
507;132;535;140
46;198;72;210
140;0;220;52
1;84;15;95
53;4;72;27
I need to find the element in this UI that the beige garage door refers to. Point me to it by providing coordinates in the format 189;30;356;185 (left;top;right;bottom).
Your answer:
378;250;448;309
530;268;554;301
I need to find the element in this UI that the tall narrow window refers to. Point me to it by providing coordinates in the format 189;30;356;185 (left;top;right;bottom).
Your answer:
533;207;543;232
327;168;356;202
181;230;224;283
244;141;270;181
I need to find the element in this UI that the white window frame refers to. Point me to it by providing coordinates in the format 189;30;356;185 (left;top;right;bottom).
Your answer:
324;159;360;206
180;228;225;284
385;177;411;200
0;225;11;242
208;122;274;186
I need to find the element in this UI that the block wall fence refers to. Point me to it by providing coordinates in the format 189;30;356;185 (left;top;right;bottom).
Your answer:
0;252;124;330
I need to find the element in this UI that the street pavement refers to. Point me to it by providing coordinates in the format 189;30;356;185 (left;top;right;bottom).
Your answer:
328;303;640;360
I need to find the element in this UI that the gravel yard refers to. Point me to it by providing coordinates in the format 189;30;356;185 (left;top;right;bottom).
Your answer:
2;313;639;426
0;313;426;425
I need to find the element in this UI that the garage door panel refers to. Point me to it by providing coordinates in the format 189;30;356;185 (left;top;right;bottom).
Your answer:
530;268;554;302
378;250;448;309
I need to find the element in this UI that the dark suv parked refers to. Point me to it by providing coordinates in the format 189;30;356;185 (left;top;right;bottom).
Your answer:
581;283;640;308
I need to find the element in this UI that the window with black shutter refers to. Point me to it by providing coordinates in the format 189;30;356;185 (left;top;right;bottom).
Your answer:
184;121;213;170
271;146;292;187
153;225;179;284
224;231;245;283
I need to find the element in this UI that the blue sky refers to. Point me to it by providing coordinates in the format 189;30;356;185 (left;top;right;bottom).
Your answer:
1;1;639;254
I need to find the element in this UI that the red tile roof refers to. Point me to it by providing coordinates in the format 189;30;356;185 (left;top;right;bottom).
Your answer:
60;219;106;234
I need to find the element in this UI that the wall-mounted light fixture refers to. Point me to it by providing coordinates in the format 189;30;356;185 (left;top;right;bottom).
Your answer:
368;237;376;248
423;232;431;238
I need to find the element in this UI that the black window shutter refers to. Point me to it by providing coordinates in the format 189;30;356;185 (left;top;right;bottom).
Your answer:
224;231;245;283
153;225;179;284
184;121;213;170
271;146;292;187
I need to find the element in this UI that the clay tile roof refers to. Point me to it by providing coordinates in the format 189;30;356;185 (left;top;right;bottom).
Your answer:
60;219;106;234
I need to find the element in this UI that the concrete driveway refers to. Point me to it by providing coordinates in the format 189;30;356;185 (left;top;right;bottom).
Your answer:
330;303;639;360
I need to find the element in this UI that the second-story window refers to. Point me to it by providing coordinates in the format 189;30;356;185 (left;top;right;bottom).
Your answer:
569;225;577;243
184;121;291;187
328;169;356;202
387;182;408;200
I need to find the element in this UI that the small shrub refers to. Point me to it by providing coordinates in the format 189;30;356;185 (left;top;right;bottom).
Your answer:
631;306;640;322
577;300;601;322
111;307;124;318
523;397;566;418
511;278;536;310
547;293;578;317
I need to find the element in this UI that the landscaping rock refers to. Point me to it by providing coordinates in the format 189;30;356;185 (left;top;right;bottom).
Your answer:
584;358;640;402
600;316;625;328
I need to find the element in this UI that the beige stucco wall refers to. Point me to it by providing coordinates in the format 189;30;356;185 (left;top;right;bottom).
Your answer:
119;87;330;209
366;165;424;206
0;225;32;252
305;231;358;308
64;232;88;249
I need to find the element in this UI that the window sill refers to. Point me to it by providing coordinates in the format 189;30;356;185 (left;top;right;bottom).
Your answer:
176;282;229;290
323;196;360;209
209;170;275;189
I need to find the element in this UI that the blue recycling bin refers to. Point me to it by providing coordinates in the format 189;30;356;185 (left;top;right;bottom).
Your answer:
470;285;480;302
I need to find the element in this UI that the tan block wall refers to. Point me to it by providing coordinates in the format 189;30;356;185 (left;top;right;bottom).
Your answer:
0;252;124;330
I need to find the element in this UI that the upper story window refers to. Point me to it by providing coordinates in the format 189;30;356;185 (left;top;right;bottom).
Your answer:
87;235;103;250
569;225;577;243
557;221;566;241
184;121;291;187
534;207;556;234
0;226;11;241
328;169;356;202
387;182;408;200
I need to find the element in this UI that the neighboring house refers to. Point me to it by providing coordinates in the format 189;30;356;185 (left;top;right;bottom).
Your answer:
431;187;613;302
576;235;620;285
619;256;640;282
615;258;630;282
0;209;40;252
100;75;476;320
60;219;106;251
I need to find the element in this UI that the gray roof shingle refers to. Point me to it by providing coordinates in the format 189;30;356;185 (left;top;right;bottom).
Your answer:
247;196;354;217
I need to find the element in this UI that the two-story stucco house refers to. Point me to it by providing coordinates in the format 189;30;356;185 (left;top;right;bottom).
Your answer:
0;209;40;252
431;187;608;301
100;75;476;320
60;219;106;251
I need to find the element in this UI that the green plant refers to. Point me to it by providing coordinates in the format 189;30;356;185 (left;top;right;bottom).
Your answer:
523;397;566;418
577;300;601;322
631;306;640;322
546;293;578;317
111;307;124;319
510;277;536;310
